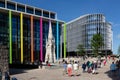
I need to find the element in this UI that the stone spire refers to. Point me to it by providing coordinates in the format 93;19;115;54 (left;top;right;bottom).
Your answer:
48;20;53;40
45;20;56;63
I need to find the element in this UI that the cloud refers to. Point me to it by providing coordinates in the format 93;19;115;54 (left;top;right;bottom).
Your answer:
114;24;120;27
117;34;120;39
109;22;114;25
111;22;120;27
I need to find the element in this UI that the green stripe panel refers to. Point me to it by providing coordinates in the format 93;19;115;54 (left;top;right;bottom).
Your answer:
9;10;12;64
64;23;66;58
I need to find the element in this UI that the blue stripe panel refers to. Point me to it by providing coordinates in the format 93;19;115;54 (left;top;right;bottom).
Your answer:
56;21;59;60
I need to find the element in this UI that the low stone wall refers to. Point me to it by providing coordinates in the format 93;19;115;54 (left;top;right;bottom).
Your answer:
0;45;9;80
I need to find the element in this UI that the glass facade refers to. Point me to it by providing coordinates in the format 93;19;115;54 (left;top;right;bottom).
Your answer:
12;15;20;63
33;19;40;62
23;17;31;63
65;14;112;55
0;0;63;65
0;12;9;47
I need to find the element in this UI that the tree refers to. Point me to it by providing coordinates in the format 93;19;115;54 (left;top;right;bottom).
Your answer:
91;34;104;56
117;45;120;55
77;44;85;56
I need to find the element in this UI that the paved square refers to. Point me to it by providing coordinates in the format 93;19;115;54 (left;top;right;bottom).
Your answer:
10;59;119;80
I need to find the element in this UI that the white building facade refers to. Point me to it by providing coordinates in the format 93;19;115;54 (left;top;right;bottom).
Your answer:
64;14;112;56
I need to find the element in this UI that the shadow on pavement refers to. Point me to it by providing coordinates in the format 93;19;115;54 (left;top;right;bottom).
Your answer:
9;64;39;75
105;70;119;80
9;68;29;75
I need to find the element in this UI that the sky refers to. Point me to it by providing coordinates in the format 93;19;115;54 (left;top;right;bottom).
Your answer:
13;0;120;54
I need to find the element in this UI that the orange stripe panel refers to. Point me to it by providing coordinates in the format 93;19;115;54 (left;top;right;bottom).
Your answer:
31;16;34;63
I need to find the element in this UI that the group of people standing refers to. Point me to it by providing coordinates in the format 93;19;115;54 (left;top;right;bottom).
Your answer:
62;57;107;77
63;60;79;76
62;55;120;78
82;60;103;74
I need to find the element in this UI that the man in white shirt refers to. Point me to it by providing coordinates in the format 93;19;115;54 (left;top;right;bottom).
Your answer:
73;61;79;76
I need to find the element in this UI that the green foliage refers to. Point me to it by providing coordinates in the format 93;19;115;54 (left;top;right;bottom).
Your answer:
118;45;120;55
91;34;104;56
77;44;85;56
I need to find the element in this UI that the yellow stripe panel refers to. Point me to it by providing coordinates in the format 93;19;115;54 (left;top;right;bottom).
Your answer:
20;13;23;63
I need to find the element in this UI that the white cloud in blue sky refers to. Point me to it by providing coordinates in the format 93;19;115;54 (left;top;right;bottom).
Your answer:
117;34;120;39
113;23;120;27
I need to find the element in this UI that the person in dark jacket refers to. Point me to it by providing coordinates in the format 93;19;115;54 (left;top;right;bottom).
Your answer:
82;62;86;72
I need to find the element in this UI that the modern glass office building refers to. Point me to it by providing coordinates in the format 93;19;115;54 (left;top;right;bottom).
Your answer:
0;0;64;64
63;14;112;56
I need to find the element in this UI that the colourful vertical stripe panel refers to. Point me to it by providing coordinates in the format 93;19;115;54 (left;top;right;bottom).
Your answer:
64;23;66;58
31;16;34;63
20;13;23;63
40;17;43;61
56;21;59;60
9;10;12;64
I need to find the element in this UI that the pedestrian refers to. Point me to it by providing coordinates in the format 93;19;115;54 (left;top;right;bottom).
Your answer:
87;61;92;73
73;61;79;76
118;60;120;78
92;61;97;74
39;60;43;69
46;61;48;65
48;63;51;68
97;60;101;68
108;55;111;60
103;59;107;66
82;62;86;72
110;62;116;76
62;59;65;63
86;61;90;70
112;57;115;61
63;61;67;75
67;62;72;77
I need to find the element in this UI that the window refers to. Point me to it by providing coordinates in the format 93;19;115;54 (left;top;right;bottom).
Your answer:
0;1;5;8
35;10;41;16
43;11;49;18
7;3;15;10
27;7;33;14
17;5;25;12
50;13;55;19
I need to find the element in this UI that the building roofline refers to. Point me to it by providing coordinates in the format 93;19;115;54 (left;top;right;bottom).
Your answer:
7;0;56;14
0;7;64;24
0;0;64;23
66;13;105;25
